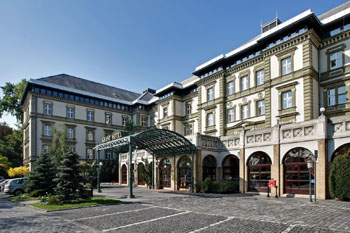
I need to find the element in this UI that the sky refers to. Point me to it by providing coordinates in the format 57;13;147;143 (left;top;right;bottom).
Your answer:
0;0;347;128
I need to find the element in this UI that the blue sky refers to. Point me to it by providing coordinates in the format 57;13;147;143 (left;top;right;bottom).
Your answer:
0;0;347;127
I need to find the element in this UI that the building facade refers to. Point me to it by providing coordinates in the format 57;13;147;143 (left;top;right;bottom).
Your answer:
22;3;350;199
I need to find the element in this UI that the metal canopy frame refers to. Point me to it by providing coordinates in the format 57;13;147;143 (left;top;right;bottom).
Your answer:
94;129;196;197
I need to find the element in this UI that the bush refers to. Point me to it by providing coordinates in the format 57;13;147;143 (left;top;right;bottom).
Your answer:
39;193;60;205
329;153;350;201
201;178;212;193
200;178;238;194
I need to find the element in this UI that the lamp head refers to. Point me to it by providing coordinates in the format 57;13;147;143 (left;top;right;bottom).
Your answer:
320;107;325;115
99;161;103;167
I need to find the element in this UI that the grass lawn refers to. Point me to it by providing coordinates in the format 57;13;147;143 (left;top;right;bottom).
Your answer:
8;195;38;202
30;197;121;211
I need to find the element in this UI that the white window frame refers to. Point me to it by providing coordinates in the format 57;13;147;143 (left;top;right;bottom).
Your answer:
241;104;249;119
105;113;112;124
256;70;264;86
227;108;235;122
207;88;214;101
330;51;342;70
163;107;168;118
44;125;51;136
282;57;292;75
87;111;94;121
207;112;214;127
257;100;265;116
241;76;248;91
67;107;74;119
67;128;74;139
44;103;52;115
227;81;234;95
186;103;192;115
282;91;293;109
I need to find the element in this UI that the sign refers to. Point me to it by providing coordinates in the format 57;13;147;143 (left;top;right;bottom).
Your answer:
268;179;276;187
102;132;124;143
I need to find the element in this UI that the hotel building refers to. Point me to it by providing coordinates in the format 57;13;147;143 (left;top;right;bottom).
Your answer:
22;2;350;199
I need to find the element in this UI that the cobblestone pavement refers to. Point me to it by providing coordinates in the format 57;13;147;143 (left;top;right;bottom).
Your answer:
1;187;350;233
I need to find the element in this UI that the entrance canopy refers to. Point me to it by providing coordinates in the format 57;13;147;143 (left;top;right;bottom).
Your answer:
94;129;196;156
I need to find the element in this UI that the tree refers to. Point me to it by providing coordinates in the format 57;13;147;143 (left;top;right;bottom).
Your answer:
25;152;56;196
0;123;22;168
48;125;68;167
0;155;11;177
125;119;137;136
0;79;27;124
138;158;153;188
54;151;85;203
329;153;350;201
8;166;29;177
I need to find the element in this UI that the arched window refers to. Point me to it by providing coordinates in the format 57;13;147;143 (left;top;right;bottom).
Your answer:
160;158;171;188
178;156;192;189
222;155;239;182
138;163;145;185
247;152;271;192
284;148;314;195
331;143;350;161
121;164;127;184
202;155;217;181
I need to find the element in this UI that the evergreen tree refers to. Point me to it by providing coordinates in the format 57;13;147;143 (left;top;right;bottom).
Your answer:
25;152;56;196
138;158;153;188
54;151;85;203
329;153;350;201
48;125;68;167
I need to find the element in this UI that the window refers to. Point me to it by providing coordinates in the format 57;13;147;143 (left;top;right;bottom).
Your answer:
241;104;249;119
87;111;94;121
227;109;235;122
86;148;94;160
327;88;336;106
163;107;168;118
67;107;74;119
256;70;264;86
186;103;192;115
282;91;293;109
67;128;74;139
122;116;128;126
184;124;193;136
141;117;147;127
282;57;292;75
207;88;214;101
241;76;248;91
87;130;94;141
105;113;112;124
328;85;347;106
257;100;265;116
227;81;234;95
44;125;51;136
330;51;342;70
44;103;52;115
338;86;346;104
207;113;214;127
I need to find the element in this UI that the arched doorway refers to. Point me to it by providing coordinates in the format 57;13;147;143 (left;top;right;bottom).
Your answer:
247;152;271;192
137;163;145;185
222;155;239;182
284;147;314;195
202;155;217;181
159;158;171;188
331;143;350;161
121;164;127;184
178;156;191;189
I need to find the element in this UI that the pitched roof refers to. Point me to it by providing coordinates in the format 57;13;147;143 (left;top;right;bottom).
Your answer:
37;74;142;102
318;2;350;21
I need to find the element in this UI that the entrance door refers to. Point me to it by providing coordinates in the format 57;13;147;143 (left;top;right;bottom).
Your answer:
222;155;239;182
247;152;271;192
138;163;145;185
160;158;171;188
178;156;191;189
121;164;127;184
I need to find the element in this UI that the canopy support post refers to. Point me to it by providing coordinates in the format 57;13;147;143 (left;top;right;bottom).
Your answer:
191;150;194;193
152;155;155;189
129;142;134;198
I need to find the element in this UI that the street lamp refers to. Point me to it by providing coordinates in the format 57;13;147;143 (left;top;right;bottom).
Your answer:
307;157;313;202
97;161;103;193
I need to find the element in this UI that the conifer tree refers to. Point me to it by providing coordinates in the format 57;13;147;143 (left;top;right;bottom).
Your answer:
25;152;56;196
54;151;85;203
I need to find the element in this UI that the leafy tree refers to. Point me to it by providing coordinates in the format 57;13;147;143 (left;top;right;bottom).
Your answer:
25;152;56;196
80;160;96;185
125;119;137;136
0;79;27;124
54;151;85;203
0;155;11;176
138;158;153;188
0;123;22;168
48;125;68;167
8;166;29;177
329;153;350;201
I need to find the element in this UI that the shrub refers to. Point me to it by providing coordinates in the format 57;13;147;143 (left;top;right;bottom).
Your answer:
329;153;350;201
200;178;212;193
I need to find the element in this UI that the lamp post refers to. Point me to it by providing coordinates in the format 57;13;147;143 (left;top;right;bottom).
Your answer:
97;161;103;193
307;157;313;202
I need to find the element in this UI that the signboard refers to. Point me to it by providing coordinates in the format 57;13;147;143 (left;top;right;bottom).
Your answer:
102;132;124;143
268;179;276;187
